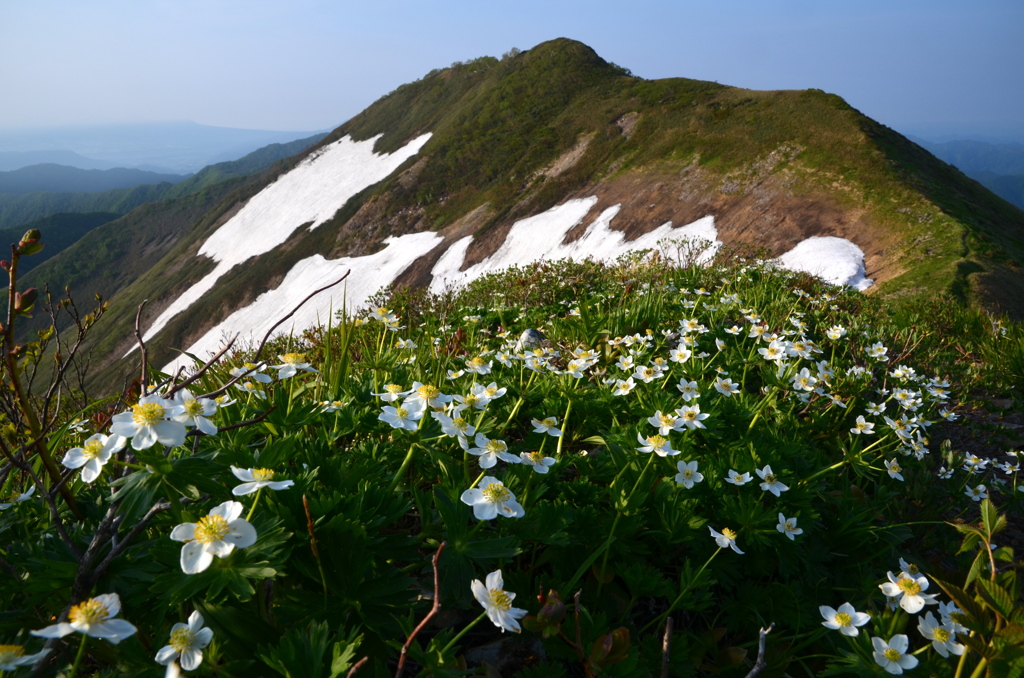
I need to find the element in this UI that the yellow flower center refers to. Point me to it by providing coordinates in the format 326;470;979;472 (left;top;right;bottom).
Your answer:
243;362;257;370
648;435;667;448
683;410;697;421
385;384;403;394
132;402;165;425
722;528;737;540
0;645;25;661
69;598;109;625
453;417;468;431
488;588;512;611
835;612;852;627
485;387;498;397
659;414;675;426
464;395;479;407
468;358;485;369
482;482;511;504
484;440;507;455
169;627;195;652
183;399;205;417
541;418;556;428
897;577;921;595
251;468;274;481
905;562;920;575
83;439;104;459
785;521;796;531
194;514;231;544
281;353;305;365
681;469;693;479
933;627;951;642
764;473;777;484
417;385;441;400
890;462;902;474
527;451;545;463
883;648;901;662
395;407;409;419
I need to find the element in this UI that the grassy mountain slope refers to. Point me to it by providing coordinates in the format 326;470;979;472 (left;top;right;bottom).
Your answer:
0;133;325;231
967;171;1024;209
0;212;119;275
39;39;1024;388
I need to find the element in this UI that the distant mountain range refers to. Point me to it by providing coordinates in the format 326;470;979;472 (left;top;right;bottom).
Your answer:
0;164;188;194
911;137;1024;209
0;121;327;173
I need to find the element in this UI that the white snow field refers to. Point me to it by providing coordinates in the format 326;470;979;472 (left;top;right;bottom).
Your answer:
160;194;872;372
774;236;873;290
137;133;431;351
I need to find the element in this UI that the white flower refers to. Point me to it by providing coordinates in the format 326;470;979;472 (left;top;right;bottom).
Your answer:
636;433;680;457
405;382;453;408
648;410;681;435
0;484;34;510
32;593;137;644
867;342;889;362
819;602;870;636
519;451;557;474
714;377;739;396
465;357;492;375
373;384;412;402
669;345;692;363
460;477;525;520
229;362;272;384
776;513;802;540
62;433;126;483
675;404;708;430
379;400;426;430
792;368;817;392
917;611;964;658
879;571;938;614
230;466;294;496
633;365;664;383
320;400;345;412
110;395;187;450
172;389;218;435
471;570;527;633
871;635;918;674
611;378;636;396
478;382;507;401
170;501;258;574
851;416;875;435
431;411;475;441
467;434;520;469
965;484;987;501
756;466;789;496
884;458;904;481
709;526;744;554
155;611;214;670
826;325;847;340
676;379;700;401
675;460;703;488
724;469;752;486
531;417;562;437
0;644;47;670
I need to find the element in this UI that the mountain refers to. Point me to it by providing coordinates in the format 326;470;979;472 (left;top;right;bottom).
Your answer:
23;39;1024;387
0;150;119;172
0;212;119;276
0;133;326;230
0;122;327;173
910;137;1024;175
966;171;1024;210
0;164;188;194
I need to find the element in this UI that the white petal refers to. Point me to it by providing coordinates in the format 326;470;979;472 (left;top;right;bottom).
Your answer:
31;622;75;638
81;459;102;483
132;426;158;450
154;420;187;447
155;645;178;665
180;647;203;671
485;570;504;591
170;523;196;542
211;500;243;522
231;466;255;482
232;481;261;496
227;520;258;548
193;627;214;648
89;619;137;644
94;593;121;617
181;542;213;574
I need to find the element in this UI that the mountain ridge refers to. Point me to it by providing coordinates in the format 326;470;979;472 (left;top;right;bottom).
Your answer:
19;38;1023;389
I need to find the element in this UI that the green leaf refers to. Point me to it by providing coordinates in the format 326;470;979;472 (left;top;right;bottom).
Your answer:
977;579;1016;619
931;576;993;634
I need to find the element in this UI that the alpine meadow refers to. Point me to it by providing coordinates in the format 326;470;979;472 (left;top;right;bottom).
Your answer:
1;38;1022;678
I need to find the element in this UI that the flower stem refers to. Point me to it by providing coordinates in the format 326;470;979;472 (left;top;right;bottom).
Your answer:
441;611;487;655
388;444;420;492
555;399;572;458
246;487;263;522
641;547;721;633
68;633;88;678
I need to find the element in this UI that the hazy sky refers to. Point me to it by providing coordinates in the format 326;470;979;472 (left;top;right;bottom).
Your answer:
2;0;1022;140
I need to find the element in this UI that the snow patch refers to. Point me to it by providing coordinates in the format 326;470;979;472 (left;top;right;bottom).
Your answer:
429;198;721;293
774;236;873;290
136;133;431;353
162;232;443;374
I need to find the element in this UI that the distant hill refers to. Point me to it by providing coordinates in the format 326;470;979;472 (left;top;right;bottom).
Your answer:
912;137;1024;175
0;150;118;172
0;133;325;230
0;164;188;194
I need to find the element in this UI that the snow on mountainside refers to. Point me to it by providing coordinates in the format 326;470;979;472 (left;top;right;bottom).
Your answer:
161;184;871;372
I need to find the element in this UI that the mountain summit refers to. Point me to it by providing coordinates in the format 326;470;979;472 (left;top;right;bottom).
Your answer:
32;38;1024;380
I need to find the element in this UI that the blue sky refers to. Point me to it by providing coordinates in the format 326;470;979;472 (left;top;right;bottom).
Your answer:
2;0;1022;140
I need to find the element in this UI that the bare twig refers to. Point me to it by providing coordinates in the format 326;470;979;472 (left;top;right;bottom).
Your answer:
164;334;239;398
133;300;149;393
0;437;80;557
661;617;673;678
254;271;350;361
196;360;268;401
89;501;171;586
395;542;447;678
186;407;276;436
743;623;775;678
347;657;370;677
